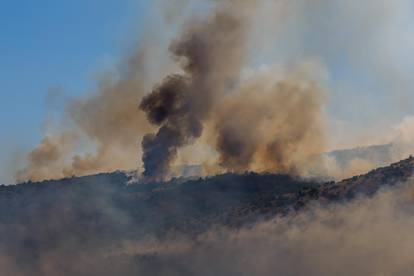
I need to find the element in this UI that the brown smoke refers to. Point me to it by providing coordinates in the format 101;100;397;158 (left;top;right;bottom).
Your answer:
139;2;252;181
139;1;327;181
17;0;328;183
15;133;77;182
211;66;326;175
15;47;155;182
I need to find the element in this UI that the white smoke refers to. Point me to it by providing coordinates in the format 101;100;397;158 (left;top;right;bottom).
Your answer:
109;180;414;276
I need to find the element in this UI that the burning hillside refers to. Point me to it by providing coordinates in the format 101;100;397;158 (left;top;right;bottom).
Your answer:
4;0;414;275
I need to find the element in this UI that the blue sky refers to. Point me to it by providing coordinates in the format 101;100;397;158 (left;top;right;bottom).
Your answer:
0;0;149;183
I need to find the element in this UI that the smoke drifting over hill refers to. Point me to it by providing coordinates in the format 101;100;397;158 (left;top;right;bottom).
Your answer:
119;183;414;276
13;0;414;183
2;172;414;276
139;2;250;181
5;1;414;274
14;41;164;182
139;2;325;181
15;0;327;182
212;68;325;175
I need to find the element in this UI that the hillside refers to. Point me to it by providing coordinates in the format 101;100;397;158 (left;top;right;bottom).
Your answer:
2;157;414;234
1;156;414;275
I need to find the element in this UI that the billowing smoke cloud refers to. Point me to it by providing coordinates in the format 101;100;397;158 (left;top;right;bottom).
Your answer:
212;64;326;175
14;0;329;183
18;0;414;183
139;2;251;181
139;1;327;181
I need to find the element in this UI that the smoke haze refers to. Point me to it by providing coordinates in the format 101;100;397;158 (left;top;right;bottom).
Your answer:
15;53;153;182
212;64;326;175
14;0;328;182
2;176;414;275
148;182;414;276
12;0;414;182
5;1;414;275
138;1;327;180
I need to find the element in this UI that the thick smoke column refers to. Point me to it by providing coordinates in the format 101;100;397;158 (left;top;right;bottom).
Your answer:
15;0;328;183
139;3;250;181
140;0;326;180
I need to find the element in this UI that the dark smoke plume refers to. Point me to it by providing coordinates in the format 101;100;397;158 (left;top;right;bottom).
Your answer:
139;3;250;181
15;0;328;183
139;1;328;181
